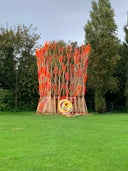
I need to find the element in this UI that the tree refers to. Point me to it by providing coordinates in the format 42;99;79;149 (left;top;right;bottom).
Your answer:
15;25;40;110
17;55;39;110
84;0;120;112
0;24;40;110
124;27;128;110
120;25;128;111
0;27;16;90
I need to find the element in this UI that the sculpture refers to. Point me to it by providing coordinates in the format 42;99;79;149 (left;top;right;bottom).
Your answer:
36;42;90;116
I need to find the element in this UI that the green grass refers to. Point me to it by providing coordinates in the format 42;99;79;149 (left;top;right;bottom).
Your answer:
0;112;128;171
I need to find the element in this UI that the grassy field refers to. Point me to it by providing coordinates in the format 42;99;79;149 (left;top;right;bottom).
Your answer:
0;112;128;171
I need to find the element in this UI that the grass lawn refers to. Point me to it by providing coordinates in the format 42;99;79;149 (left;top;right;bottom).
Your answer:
0;112;128;171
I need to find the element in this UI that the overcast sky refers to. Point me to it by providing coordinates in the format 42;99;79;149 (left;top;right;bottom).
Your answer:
0;0;128;45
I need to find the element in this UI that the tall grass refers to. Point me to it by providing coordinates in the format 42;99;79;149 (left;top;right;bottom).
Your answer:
0;112;128;171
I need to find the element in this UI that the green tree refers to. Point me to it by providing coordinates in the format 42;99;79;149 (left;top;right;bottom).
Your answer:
17;55;39;110
15;25;40;110
84;0;120;112
0;27;16;89
120;26;128;111
0;25;40;110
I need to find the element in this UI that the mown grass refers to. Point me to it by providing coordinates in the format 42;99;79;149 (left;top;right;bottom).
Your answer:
0;112;128;171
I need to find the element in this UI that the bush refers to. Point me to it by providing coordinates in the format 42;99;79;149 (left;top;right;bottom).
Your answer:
95;90;106;113
0;88;14;111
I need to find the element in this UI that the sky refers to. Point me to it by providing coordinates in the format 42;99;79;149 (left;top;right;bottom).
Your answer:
0;0;128;46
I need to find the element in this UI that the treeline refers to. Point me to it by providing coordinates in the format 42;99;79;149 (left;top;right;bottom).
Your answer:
0;0;128;112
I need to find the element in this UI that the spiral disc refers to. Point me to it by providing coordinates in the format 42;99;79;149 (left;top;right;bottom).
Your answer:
58;99;73;114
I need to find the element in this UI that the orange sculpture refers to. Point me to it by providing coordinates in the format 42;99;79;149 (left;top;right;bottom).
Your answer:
36;42;90;116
